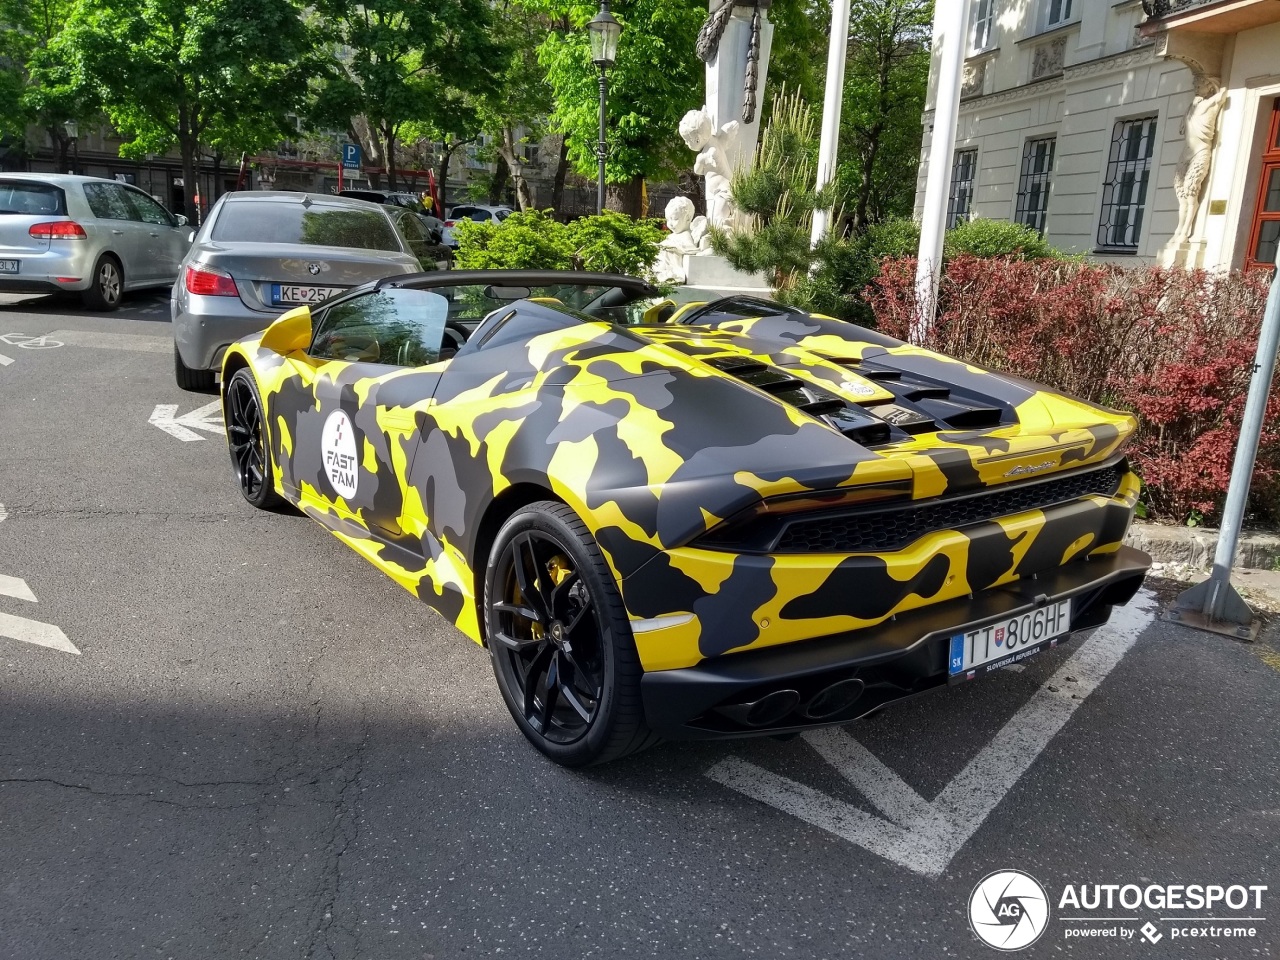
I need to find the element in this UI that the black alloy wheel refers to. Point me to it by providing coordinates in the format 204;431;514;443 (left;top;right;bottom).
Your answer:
224;369;281;509
485;502;657;766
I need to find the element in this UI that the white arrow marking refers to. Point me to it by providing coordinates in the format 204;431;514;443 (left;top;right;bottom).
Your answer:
0;611;81;655
706;589;1158;877
0;352;12;365
0;575;37;603
0;503;7;523
149;400;224;442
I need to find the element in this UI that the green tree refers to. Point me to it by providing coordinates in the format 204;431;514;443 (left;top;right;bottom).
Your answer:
0;0;98;170
518;0;706;215
711;89;839;293
836;0;931;231
309;0;504;191
60;0;312;216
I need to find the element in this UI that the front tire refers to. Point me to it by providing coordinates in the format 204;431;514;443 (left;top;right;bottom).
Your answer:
484;502;658;766
223;368;282;509
81;255;123;311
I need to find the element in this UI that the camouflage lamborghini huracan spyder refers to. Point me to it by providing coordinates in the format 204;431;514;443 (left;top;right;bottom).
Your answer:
217;270;1150;766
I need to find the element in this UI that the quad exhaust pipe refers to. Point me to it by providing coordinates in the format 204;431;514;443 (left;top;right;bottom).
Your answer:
714;677;866;728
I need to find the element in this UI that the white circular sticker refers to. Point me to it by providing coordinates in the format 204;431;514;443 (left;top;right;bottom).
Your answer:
321;410;359;500
968;870;1050;951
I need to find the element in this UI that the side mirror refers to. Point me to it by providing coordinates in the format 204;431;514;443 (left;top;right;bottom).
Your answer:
174;214;189;227
261;305;313;355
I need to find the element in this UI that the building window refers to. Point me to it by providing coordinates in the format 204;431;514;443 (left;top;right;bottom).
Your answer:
1015;137;1055;235
971;0;995;53
1046;0;1073;27
1246;99;1280;270
1097;117;1157;251
947;149;978;228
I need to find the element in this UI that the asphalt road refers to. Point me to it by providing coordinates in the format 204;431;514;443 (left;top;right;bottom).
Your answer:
0;291;1277;959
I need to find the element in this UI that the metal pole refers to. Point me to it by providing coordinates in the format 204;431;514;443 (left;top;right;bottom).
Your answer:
597;68;608;214
1210;269;1279;613
810;0;852;246
912;0;971;343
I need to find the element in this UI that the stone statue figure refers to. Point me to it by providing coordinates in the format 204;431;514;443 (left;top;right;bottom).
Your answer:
653;196;710;284
1172;76;1228;245
679;107;741;231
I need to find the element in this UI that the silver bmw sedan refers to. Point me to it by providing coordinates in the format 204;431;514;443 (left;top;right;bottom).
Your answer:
171;191;423;391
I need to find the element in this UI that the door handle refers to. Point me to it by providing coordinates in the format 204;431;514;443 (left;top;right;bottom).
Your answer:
111;229;123;235
149;232;160;237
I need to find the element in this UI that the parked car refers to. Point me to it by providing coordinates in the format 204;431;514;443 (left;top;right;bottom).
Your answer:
383;205;449;269
0;173;192;310
218;272;1150;766
440;204;514;248
337;189;427;213
171;191;422;391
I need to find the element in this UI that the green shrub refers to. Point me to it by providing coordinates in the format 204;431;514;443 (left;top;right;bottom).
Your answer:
453;209;664;279
452;209;574;271
943;217;1061;259
866;217;921;260
565;212;664;277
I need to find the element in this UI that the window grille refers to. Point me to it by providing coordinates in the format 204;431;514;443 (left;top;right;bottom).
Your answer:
947;149;978;228
1097;117;1157;251
1015;137;1055;235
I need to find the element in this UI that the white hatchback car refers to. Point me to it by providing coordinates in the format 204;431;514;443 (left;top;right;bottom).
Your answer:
440;203;514;248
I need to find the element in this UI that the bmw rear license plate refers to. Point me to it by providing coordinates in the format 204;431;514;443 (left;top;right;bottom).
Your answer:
948;599;1072;682
0;259;19;273
271;283;344;305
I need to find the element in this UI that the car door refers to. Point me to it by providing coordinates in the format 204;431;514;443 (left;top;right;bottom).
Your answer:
81;182;150;283
121;187;189;282
272;287;452;543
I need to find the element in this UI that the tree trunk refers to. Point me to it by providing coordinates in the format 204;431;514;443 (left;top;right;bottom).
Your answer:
180;136;199;226
498;129;534;210
488;153;509;205
212;153;223;201
437;146;453;215
385;127;398;190
49;128;70;174
352;118;383;189
550;135;569;214
605;176;643;217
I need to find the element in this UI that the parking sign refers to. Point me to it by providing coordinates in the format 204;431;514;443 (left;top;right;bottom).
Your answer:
342;143;361;169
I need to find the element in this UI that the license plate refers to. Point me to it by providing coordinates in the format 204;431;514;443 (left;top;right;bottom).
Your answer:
948;599;1072;681
271;284;344;305
0;259;18;274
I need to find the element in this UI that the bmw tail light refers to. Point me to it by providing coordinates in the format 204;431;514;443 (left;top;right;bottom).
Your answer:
29;221;87;239
184;264;238;297
444;220;456;227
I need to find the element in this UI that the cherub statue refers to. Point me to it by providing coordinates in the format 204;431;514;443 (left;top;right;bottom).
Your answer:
653;196;703;284
679;107;740;231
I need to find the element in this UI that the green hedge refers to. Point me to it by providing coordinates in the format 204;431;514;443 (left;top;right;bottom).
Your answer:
453;210;664;278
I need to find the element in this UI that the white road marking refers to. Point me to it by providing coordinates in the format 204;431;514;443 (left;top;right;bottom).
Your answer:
0;611;81;655
0;332;62;348
0;575;37;603
0;503;6;523
705;589;1158;877
149;400;224;442
0;353;12;366
48;329;169;354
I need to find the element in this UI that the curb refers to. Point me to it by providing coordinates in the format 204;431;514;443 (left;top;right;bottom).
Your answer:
1124;521;1280;572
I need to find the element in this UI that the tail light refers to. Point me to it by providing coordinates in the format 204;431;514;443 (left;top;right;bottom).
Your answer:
29;221;87;239
184;264;238;297
444;220;456;227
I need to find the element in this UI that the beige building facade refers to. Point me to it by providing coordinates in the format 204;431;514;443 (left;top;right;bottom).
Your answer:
915;0;1280;270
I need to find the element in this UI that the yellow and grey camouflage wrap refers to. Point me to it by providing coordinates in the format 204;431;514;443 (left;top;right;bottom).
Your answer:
223;301;1139;673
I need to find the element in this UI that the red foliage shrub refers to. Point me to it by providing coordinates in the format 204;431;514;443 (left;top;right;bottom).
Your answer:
865;255;1279;524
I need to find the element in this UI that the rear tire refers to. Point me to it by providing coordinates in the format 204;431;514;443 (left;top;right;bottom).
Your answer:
485;501;659;767
174;345;216;392
81;255;123;311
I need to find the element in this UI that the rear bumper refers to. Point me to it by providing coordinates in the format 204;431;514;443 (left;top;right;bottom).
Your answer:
0;277;82;294
173;295;279;370
640;545;1150;739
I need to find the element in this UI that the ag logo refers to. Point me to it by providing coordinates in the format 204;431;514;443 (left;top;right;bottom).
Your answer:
968;870;1049;951
321;410;359;500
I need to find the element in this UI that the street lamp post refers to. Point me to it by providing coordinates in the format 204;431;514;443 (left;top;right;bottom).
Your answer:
586;1;621;215
63;120;79;175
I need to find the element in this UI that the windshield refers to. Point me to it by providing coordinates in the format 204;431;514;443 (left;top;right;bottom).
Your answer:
211;201;402;251
430;282;662;325
0;181;66;216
